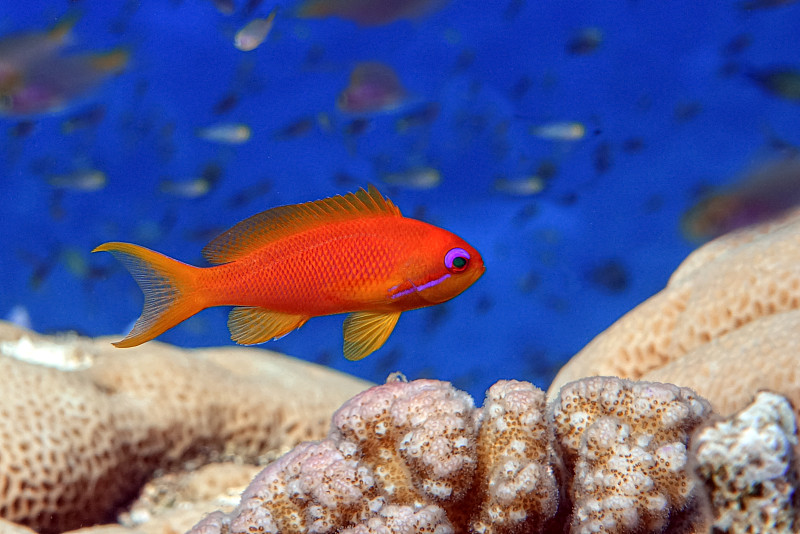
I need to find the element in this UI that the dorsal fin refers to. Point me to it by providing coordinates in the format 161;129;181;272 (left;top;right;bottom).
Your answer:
202;184;401;265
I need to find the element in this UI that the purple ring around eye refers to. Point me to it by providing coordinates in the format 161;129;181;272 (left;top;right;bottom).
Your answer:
444;247;470;270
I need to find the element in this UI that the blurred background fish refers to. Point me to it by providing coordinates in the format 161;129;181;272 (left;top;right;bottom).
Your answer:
195;122;252;144
745;66;800;102
159;163;223;199
681;157;800;242
739;0;798;10
493;176;546;196
60;104;106;134
234;8;278;52
381;166;441;189
566;27;603;55
337;61;408;114
0;49;128;116
0;13;77;69
297;0;450;26
47;169;106;191
0;15;128;116
530;120;586;141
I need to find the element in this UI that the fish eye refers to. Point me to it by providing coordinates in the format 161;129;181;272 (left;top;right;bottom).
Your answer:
444;247;470;272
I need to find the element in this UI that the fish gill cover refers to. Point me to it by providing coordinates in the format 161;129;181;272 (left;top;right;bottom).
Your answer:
1;0;799;400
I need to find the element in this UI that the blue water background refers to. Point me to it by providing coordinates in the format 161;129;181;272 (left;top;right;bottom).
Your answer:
1;1;798;400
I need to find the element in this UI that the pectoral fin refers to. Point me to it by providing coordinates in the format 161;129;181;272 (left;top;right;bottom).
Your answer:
228;306;308;345
342;311;401;361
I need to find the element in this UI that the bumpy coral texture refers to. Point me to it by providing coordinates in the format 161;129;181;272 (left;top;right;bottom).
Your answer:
0;322;371;534
550;377;712;534
548;208;800;418
189;376;717;534
471;380;557;533
693;391;800;533
189;378;560;534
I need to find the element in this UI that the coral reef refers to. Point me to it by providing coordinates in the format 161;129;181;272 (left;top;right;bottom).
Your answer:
548;207;800;418
692;391;799;533
2;357;796;534
188;376;718;534
189;377;561;534
551;377;710;533
0;322;372;534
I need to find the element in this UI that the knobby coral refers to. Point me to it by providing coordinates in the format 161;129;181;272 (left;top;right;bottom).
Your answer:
692;391;799;533
189;376;721;534
547;207;800;420
0;322;372;533
551;377;710;533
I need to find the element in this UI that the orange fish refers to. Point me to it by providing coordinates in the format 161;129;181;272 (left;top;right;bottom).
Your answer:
93;186;485;360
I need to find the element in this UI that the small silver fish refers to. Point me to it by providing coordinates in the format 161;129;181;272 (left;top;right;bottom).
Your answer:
234;8;277;51
494;176;546;196
159;177;213;199
47;170;106;191
196;123;252;144
381;167;441;189
530;121;586;141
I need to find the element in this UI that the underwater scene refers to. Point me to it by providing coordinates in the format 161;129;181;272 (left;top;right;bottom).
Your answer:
3;0;800;403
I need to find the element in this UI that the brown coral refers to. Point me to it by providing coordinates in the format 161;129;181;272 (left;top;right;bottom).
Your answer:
0;322;371;533
547;207;800;418
188;376;714;534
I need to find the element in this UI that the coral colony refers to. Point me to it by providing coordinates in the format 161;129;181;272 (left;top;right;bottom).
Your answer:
1;209;800;533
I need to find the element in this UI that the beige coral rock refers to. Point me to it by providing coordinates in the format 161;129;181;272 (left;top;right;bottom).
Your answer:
116;463;262;534
0;518;38;534
550;377;712;533
548;207;800;418
0;321;372;534
641;310;800;417
692;391;800;533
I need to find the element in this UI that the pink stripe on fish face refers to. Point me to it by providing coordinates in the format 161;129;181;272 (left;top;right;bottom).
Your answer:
388;273;451;300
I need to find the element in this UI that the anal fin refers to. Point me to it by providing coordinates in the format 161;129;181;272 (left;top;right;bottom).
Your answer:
228;306;308;345
342;311;401;361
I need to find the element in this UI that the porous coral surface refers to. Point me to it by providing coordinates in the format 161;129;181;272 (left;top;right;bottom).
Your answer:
693;391;799;533
548;208;800;419
189;377;561;534
641;310;800;418
0;322;371;533
189;376;714;534
551;377;711;533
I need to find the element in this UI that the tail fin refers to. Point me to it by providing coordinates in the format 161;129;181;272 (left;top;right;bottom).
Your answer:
92;242;203;348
